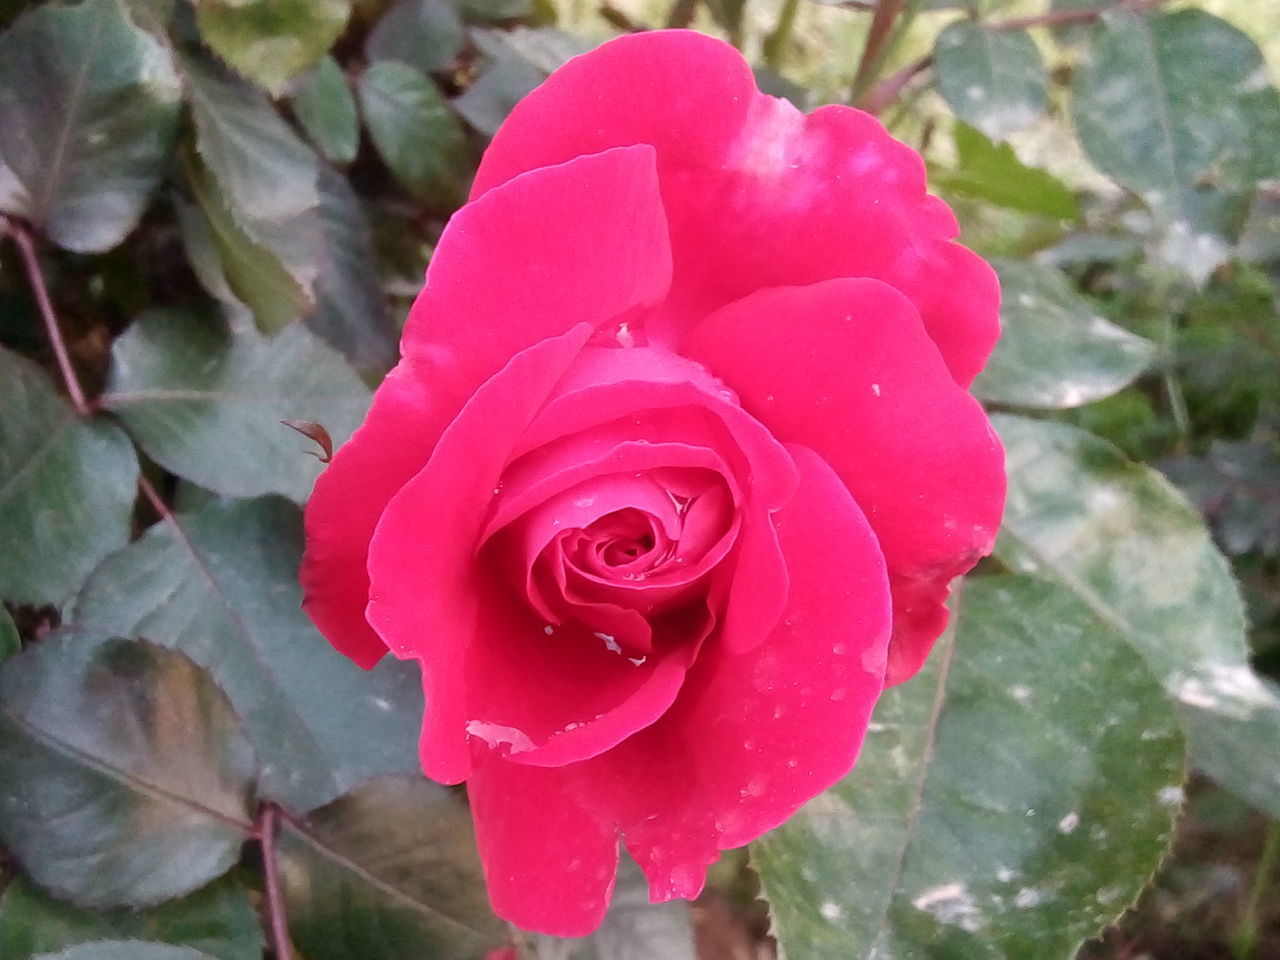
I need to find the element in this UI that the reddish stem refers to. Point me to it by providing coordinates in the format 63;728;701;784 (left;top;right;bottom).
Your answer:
852;0;906;98
1;216;90;416
259;803;294;960
859;53;933;113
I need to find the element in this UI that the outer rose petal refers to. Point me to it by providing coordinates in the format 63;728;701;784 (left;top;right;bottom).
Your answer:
465;445;890;932
469;760;619;937
367;325;595;783
300;145;672;667
685;278;1005;685
471;30;997;385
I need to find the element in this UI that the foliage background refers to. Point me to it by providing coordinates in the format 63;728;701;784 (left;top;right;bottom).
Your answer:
0;0;1278;957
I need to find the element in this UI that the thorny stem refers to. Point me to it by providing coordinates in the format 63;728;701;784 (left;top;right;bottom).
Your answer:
1;216;90;416
857;0;1171;114
259;803;295;960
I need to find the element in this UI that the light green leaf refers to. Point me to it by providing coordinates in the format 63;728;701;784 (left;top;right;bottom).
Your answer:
931;122;1080;221
0;0;181;252
290;55;359;165
101;309;372;502
995;414;1280;818
74;497;423;811
195;0;350;96
33;942;219;960
1071;10;1280;280
973;259;1155;408
934;22;1047;140
754;575;1184;960
279;775;505;960
182;152;313;335
0;348;138;605
365;0;465;74
0;874;263;960
0;634;256;908
358;61;470;208
454;56;543;137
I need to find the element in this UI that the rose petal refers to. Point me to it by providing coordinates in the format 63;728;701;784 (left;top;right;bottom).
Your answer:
467;444;889;917
685;277;1005;684
366;325;595;783
471;31;996;385
301;145;673;668
468;759;619;937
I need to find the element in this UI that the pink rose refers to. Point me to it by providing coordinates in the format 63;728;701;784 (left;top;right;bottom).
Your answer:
301;30;1005;936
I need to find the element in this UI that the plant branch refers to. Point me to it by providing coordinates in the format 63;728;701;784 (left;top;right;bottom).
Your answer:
1;216;90;416
851;0;905;103
857;0;1171;113
259;802;295;960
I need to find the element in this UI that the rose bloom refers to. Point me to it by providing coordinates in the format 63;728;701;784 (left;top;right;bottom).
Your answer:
301;30;1005;936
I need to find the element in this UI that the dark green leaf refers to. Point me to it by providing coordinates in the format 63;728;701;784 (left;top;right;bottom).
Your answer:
32;942;219;960
470;27;589;74
931;122;1080;220
0;874;263;960
365;0;465;74
0;606;18;660
529;857;695;960
74;497;423;810
995;415;1280;818
358;61;469;208
973;259;1155;408
278;775;504;960
456;0;533;22
0;348;138;605
934;22;1047;140
195;0;351;96
101;308;371;501
308;166;399;378
754;575;1185;959
1071;10;1280;280
0;0;182;252
0;634;255;908
172;194;255;331
290;56;360;165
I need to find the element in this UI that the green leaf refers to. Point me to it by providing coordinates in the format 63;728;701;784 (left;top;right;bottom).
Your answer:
0;874;263;960
753;575;1185;960
972;259;1155;408
101;308;372;502
1071;10;1280;280
358;61;470;208
182;54;323;329
0;606;18;661
290;56;359;165
0;634;255;908
365;0;465;74
182;153;312;335
933;22;1047;140
0;0;182;252
529;857;695;960
994;414;1280;818
33;942;219;960
931;122;1080;220
0;348;138;605
195;0;351;96
74;497;423;810
308;166;399;378
278;775;505;960
454;56;543;137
